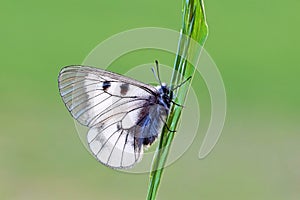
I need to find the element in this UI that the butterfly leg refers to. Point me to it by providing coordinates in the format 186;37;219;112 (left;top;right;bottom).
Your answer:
171;100;185;108
164;123;176;133
171;76;192;91
159;115;176;133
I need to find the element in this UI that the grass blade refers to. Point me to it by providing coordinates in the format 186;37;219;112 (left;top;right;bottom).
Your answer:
146;0;209;199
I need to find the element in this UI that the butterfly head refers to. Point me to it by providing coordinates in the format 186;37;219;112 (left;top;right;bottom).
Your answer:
157;83;173;109
160;82;169;94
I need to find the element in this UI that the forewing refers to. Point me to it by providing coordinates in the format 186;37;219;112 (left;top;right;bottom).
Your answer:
58;65;157;127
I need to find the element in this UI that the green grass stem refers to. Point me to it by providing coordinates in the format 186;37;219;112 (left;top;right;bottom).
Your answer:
146;0;208;199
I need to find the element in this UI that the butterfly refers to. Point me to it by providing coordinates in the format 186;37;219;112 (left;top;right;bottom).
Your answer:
58;61;189;169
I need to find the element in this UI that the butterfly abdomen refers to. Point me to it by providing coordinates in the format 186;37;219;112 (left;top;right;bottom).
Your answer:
134;103;167;148
142;136;157;146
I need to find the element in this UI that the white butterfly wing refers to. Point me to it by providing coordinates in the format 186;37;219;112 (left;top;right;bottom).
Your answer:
58;66;156;127
87;116;143;168
58;65;161;168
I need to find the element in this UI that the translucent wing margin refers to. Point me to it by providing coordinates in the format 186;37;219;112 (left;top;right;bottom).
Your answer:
58;65;160;168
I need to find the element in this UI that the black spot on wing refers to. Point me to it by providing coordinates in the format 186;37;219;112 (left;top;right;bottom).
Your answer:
102;81;111;91
117;122;122;130
120;83;129;95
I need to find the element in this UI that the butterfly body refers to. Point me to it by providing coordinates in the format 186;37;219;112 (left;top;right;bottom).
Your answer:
58;65;173;169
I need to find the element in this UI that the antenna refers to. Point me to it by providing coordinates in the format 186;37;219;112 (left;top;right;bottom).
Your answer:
171;76;192;91
151;60;162;86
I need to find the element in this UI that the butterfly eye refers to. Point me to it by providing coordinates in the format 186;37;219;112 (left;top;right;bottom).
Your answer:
162;85;169;94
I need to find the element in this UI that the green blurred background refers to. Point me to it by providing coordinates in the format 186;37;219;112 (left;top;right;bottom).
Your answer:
1;0;299;199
